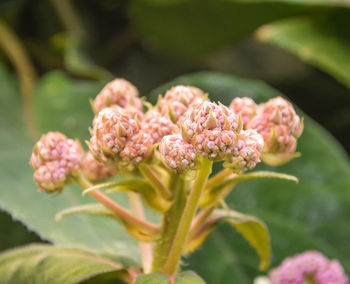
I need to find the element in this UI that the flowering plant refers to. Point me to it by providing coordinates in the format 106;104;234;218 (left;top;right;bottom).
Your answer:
28;78;305;283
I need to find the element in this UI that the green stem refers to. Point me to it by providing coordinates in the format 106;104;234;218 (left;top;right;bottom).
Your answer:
205;168;233;190
139;164;173;201
0;19;38;138
163;158;213;274
128;192;153;273
76;175;159;234
151;174;186;272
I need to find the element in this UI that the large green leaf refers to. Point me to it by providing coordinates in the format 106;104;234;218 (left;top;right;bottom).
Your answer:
0;244;130;284
149;72;350;283
187;209;270;271
257;10;350;89
128;0;350;59
32;71;104;141
0;65;141;264
135;271;205;284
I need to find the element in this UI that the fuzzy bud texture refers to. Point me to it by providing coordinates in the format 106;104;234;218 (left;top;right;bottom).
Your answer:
159;135;197;174
229;97;257;128
93;78;143;113
248;97;303;155
89;106;142;167
82;152;117;182
142;109;178;144
269;251;348;284
160;85;206;122
120;132;153;166
182;101;240;161
30;132;83;193
227;129;264;172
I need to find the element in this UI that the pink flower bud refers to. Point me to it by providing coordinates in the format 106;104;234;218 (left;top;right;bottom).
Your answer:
142;109;179;144
159;135;197;174
226;129;264;172
81;152;117;182
159;85;206;122
30;132;83;193
92;78;143;113
269;251;348;284
33;161;68;193
181;101;240;161
120;132;153;167
229;97;257;128
248;97;303;158
88;106;140;166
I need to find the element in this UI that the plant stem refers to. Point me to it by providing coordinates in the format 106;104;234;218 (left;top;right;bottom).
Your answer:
163;158;213;274
76;174;159;234
139;164;173;201
0;19;38;138
151;174;186;272
128;192;153;273
205;168;233;190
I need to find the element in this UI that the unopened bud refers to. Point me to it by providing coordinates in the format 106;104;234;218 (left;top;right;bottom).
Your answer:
92;78;143;113
30;132;83;193
229;97;257;128
82;152;117;182
225;129;264;172
248;97;303;165
142;109;178;144
159;135;197;174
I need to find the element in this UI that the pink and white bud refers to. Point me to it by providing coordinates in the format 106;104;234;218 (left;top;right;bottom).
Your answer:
159;85;206;122
248;97;303;164
88;106;140;166
92;78;143;113
82;152;117;182
194;129;237;161
142;109;179;144
181;101;240;161
269;251;348;284
120;132;153;167
159;134;197;174
30;132;84;193
229;97;257;128
226;129;264;172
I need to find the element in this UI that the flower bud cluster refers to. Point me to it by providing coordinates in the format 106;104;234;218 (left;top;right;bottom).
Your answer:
248;96;303;156
30;132;83;193
226;129;264;173
269;251;348;284
159;85;206;122
182;101;241;161
88;106;152;168
159;135;197;174
81;152;117;182
229;97;257;128
92;78;143;114
142;109;179;144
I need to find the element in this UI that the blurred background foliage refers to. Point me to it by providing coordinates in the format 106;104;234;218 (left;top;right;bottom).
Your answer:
0;0;350;283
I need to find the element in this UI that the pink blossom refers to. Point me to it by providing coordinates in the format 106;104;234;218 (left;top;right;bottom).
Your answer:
81;152;117;182
269;251;348;284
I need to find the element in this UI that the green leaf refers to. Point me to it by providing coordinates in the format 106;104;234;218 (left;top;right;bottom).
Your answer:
0;65;143;265
135;271;205;284
0;244;132;284
256;10;350;89
149;72;350;282
135;272;170;284
32;71;104;141
200;171;298;207
187;209;270;271
128;0;349;59
55;203;115;222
